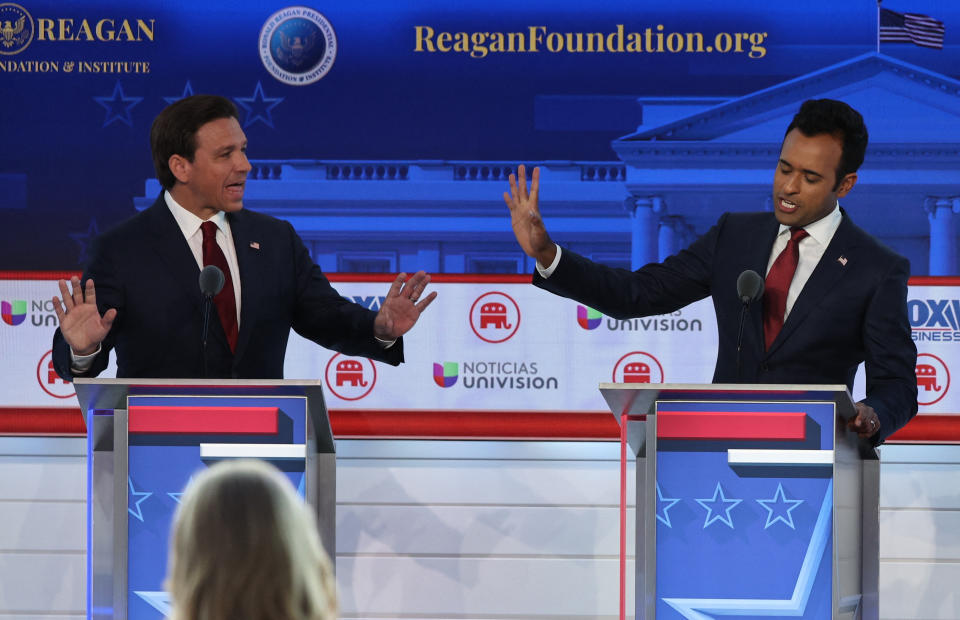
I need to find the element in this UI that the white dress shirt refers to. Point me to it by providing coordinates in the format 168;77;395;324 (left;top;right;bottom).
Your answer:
764;204;841;320
164;191;243;323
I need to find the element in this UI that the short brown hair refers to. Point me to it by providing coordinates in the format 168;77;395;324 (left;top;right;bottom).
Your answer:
150;95;239;190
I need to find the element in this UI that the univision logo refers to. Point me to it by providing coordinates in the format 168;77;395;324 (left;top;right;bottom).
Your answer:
433;360;558;390
576;305;602;330
433;362;458;387
1;300;26;326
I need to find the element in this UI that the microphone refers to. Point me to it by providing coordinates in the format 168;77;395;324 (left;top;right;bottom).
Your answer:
735;270;764;381
737;269;764;304
199;265;225;377
200;265;225;299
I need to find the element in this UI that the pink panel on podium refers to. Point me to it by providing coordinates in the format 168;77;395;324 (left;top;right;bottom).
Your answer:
128;406;279;434
656;410;806;440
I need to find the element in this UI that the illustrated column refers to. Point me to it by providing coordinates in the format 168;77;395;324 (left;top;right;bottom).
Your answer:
925;197;959;275
626;196;663;270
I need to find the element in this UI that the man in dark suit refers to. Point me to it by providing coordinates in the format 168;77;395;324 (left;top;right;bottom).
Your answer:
51;95;436;380
504;99;917;444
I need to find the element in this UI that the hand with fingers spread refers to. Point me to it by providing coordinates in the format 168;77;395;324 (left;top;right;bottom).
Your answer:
52;276;117;357
847;401;881;440
503;165;557;267
373;270;438;340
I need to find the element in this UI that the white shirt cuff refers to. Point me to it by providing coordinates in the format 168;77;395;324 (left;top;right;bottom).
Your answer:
69;344;101;373
535;245;563;278
375;336;397;349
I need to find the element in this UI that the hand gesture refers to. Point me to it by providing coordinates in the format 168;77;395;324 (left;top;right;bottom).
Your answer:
52;276;116;356
847;402;881;439
503;165;556;266
373;271;437;340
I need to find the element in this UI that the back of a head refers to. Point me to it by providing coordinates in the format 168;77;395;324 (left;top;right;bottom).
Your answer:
167;459;337;620
784;98;869;184
150;94;239;191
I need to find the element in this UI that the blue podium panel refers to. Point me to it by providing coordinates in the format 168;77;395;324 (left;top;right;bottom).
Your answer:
74;379;332;620
654;400;837;619
124;395;308;619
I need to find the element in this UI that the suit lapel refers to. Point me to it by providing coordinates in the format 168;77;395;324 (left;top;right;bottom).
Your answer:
767;211;857;354
229;210;263;362
143;196;207;317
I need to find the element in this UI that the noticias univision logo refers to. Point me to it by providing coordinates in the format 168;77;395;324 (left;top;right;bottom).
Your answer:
433;362;458;387
1;300;26;326
576;305;602;330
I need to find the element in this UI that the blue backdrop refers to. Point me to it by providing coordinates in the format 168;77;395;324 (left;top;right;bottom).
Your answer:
1;0;957;274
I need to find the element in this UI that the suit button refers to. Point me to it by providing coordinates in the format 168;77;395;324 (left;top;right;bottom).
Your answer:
760;363;770;372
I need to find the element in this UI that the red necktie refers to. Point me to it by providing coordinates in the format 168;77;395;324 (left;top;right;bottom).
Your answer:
763;227;809;350
201;221;238;352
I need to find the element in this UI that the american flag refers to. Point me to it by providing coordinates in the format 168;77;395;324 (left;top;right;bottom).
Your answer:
880;8;945;49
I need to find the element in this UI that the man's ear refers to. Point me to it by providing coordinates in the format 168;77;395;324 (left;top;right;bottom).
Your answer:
168;154;191;185
835;172;857;198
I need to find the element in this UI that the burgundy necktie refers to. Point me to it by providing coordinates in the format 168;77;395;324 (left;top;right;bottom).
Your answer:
763;226;809;350
201;221;238;352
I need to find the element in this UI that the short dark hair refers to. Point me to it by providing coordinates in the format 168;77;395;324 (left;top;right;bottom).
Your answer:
150;95;239;190
784;99;869;190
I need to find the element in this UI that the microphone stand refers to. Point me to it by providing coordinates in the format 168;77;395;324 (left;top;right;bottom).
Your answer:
735;270;763;382
736;299;749;382
198;265;224;379
201;294;213;379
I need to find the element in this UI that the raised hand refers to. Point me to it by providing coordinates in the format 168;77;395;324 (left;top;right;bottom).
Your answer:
503;165;556;266
373;271;437;340
52;276;116;356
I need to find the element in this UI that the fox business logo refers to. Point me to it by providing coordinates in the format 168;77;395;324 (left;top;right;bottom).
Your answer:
347;294;386;311
909;299;960;342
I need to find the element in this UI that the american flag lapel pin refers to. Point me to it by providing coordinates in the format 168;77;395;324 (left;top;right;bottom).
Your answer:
250;241;260;250
837;255;847;266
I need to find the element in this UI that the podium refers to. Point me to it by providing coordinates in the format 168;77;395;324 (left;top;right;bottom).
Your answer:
600;383;879;620
74;378;334;620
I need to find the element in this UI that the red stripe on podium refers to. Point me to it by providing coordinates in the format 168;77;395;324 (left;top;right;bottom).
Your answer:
329;409;620;440
656;410;806;440
887;415;960;443
0;407;86;434
128;406;279;434
3;407;960;443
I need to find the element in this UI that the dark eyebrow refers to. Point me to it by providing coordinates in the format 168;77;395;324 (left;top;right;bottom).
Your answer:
779;158;824;179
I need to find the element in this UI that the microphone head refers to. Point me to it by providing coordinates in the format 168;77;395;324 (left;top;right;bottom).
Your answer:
737;269;764;304
199;265;225;298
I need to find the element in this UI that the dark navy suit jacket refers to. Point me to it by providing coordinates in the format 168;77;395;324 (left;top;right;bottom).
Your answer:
53;194;402;379
535;210;917;443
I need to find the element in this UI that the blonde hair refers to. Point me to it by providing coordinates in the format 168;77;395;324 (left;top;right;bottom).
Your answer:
166;459;338;620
